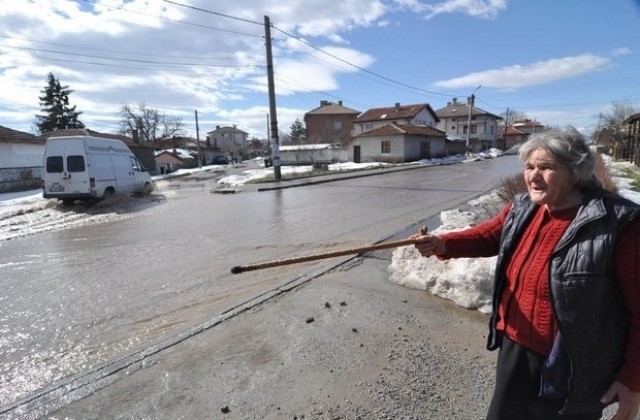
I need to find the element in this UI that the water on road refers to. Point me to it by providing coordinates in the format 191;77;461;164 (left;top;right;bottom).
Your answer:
0;157;522;410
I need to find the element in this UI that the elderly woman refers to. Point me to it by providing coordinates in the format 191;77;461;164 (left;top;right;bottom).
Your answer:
414;127;640;420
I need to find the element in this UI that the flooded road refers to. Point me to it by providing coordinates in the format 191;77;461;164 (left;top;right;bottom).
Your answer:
0;156;522;410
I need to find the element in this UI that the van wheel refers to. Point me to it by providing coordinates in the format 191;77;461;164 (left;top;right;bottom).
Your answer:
142;182;154;195
103;188;115;200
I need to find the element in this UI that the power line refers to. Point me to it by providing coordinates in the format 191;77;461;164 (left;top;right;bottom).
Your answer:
270;25;454;100
161;0;264;26
0;35;260;62
80;0;263;38
159;1;456;100
1;44;261;69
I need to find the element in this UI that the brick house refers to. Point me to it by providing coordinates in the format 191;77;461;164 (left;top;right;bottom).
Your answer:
303;100;360;146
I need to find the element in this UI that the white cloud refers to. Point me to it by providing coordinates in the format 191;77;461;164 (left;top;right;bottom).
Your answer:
433;54;613;90
611;47;633;57
394;0;507;19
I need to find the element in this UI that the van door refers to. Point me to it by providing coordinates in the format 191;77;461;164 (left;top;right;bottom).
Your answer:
44;140;90;195
110;154;136;193
129;156;152;193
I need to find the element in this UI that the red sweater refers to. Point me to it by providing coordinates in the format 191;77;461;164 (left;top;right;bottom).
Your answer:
440;203;640;391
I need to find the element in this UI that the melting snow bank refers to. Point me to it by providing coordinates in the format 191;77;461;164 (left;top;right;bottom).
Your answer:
388;205;497;314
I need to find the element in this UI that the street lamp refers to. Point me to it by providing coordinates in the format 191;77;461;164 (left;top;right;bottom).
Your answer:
466;85;482;154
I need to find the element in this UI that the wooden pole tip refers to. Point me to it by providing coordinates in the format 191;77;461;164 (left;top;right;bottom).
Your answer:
231;266;244;274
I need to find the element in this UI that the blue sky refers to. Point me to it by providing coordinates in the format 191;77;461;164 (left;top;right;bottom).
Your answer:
0;0;638;140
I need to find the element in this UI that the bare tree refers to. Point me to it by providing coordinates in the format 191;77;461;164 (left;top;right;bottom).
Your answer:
593;102;638;149
119;103;185;143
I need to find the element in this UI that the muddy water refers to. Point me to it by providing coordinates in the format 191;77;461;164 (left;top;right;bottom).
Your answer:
0;157;522;409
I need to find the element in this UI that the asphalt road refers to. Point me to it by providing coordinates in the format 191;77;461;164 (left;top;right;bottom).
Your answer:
1;156;524;419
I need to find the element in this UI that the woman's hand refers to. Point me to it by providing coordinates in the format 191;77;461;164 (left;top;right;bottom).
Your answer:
411;231;446;258
601;380;640;420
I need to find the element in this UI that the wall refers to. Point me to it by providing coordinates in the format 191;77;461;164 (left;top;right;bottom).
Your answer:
0;142;45;192
350;134;404;163
305;114;356;146
279;145;348;166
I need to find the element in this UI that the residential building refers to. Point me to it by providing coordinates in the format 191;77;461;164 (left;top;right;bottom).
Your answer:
502;119;548;151
619;113;640;163
434;98;503;152
353;102;440;135
0;126;45;192
205;125;249;160
350;123;446;163
304;100;360;146
155;149;197;174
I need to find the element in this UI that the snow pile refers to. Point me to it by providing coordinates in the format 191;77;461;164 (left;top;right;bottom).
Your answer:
388;207;496;313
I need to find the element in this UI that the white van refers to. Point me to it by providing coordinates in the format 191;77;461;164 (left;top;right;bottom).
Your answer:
42;136;154;203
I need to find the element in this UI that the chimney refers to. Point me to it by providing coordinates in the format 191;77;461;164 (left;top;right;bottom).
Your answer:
320;100;328;106
132;129;139;143
338;100;343;106
395;102;400;110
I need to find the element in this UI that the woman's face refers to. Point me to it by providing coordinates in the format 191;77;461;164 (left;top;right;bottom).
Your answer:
524;148;577;210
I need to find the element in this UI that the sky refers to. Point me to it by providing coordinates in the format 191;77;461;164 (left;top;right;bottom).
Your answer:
0;0;639;140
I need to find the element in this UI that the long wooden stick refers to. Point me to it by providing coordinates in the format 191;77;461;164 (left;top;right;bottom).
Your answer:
231;237;420;274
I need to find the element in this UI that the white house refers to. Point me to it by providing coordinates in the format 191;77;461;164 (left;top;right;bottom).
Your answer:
434;98;503;152
205;125;249;160
350;123;446;163
0;125;45;192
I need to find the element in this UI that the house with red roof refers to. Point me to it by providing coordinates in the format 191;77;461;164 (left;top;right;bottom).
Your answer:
350;122;446;163
349;103;445;163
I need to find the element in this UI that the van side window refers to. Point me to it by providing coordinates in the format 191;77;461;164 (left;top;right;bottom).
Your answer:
67;155;86;172
46;156;64;173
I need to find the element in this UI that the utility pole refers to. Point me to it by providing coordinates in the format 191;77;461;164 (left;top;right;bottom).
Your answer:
195;110;202;168
264;15;281;180
504;107;510;147
466;85;482;154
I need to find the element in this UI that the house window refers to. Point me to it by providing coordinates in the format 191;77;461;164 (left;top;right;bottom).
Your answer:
334;120;342;131
381;140;391;154
471;125;477;134
364;123;373;131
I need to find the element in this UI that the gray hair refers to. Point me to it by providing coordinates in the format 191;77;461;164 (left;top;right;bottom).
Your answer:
518;126;596;188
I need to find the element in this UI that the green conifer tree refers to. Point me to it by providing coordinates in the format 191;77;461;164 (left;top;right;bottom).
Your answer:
35;72;85;134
